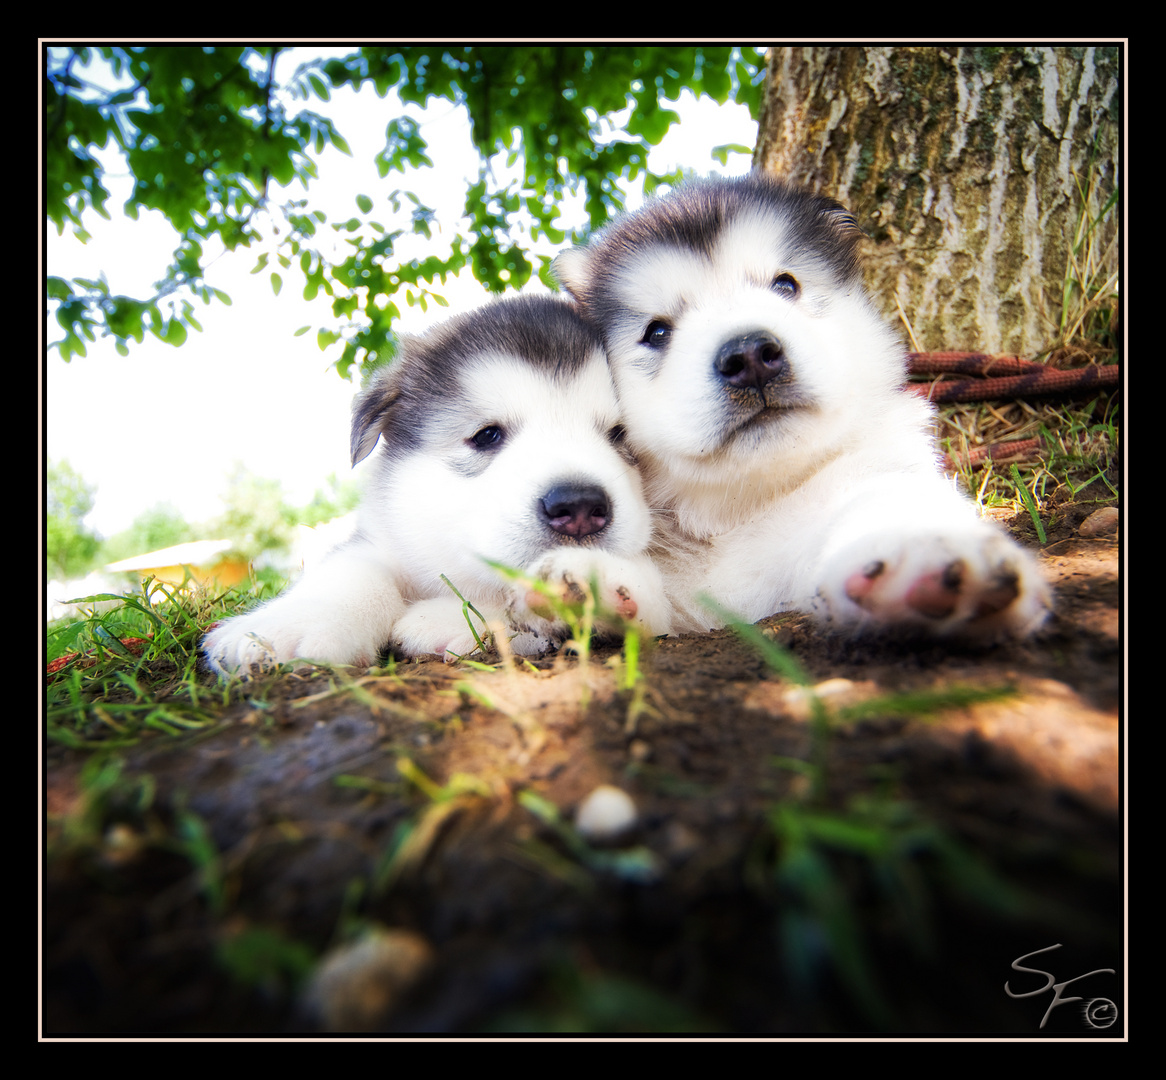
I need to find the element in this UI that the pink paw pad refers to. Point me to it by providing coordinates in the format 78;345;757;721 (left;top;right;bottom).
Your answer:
844;560;886;604
903;562;963;619
972;572;1020;618
845;559;968;620
613;586;638;620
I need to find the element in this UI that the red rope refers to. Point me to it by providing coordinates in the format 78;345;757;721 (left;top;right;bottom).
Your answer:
906;352;1119;403
907;351;1047;377
945;437;1043;471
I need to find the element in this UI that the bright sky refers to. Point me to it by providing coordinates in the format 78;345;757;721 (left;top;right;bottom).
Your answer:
45;48;759;540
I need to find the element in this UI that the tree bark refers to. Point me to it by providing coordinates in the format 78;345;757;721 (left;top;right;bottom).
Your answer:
753;46;1120;357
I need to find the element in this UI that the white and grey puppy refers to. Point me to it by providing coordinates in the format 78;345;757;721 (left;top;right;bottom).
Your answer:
203;295;671;677
554;174;1050;637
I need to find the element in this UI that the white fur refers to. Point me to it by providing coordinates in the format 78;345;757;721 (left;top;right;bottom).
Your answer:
203;301;671;677
555;178;1051;639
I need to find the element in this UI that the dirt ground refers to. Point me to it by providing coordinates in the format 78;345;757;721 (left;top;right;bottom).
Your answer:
43;498;1122;1038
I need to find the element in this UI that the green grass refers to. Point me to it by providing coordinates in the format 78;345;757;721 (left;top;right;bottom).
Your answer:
480;960;716;1033
764;789;1036;1028
368;759;494;897
1060;134;1119;351
438;573;494;660
1011;463;1048;544
483;559;604;666
215;924;317;996
942;391;1118;526
714;601;1039;1028
45;563;653;752
45;573;284;747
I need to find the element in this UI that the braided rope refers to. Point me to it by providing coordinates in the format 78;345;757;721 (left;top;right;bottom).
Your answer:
906;352;1119;404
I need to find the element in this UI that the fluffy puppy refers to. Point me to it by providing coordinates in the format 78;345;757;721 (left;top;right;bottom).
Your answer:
203;295;671;676
554;174;1050;637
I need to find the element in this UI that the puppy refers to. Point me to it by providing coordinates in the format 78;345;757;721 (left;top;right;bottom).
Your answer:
203;295;671;676
554;173;1050;637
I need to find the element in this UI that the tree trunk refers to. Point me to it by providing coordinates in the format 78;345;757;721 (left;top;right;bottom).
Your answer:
753;46;1120;357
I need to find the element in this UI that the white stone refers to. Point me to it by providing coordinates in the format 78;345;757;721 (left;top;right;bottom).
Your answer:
575;784;638;840
1079;506;1118;538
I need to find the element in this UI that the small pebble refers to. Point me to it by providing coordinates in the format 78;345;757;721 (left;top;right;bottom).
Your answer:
663;821;701;861
301;926;432;1032
100;823;144;866
1078;506;1118;537
781;677;878;721
575;784;638;840
627;738;652;762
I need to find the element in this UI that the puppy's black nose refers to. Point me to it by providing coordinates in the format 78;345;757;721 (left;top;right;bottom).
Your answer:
540;483;611;538
715;332;787;391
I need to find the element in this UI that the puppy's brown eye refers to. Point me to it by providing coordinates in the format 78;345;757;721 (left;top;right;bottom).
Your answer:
470;425;504;450
772;273;800;299
641;320;672;348
607;424;626;446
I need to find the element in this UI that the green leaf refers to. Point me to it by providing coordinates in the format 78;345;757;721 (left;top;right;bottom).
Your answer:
46;277;74;301
163;318;188;347
44;44;765;382
308;73;330;101
711;143;751;165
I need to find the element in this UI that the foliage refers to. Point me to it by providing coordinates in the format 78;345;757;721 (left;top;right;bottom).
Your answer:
210;464;299;561
206;466;358;561
293;472;362;528
99;501;194;566
45;45;766;380
47;456;359;582
47;459;102;579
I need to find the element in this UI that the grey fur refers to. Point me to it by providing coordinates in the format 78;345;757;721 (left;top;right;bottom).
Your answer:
351;295;604;467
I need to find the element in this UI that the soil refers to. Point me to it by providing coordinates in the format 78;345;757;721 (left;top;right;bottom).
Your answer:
43;500;1122;1038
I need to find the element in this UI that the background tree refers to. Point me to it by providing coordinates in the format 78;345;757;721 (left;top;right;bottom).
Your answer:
210;466;300;562
294;473;362;528
46;460;102;579
98;503;195;566
46;46;765;380
754;46;1120;357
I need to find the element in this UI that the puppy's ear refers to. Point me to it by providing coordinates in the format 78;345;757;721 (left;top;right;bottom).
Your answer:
350;365;403;466
819;202;867;241
551;246;592;301
815;201;867;284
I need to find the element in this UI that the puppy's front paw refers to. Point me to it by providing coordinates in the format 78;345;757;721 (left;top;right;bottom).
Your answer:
508;549;671;648
817;526;1051;638
393;598;491;663
202;603;378;678
202;618;283;679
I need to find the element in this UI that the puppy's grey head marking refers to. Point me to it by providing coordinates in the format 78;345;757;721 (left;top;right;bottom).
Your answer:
349;295;605;467
552;173;866;327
